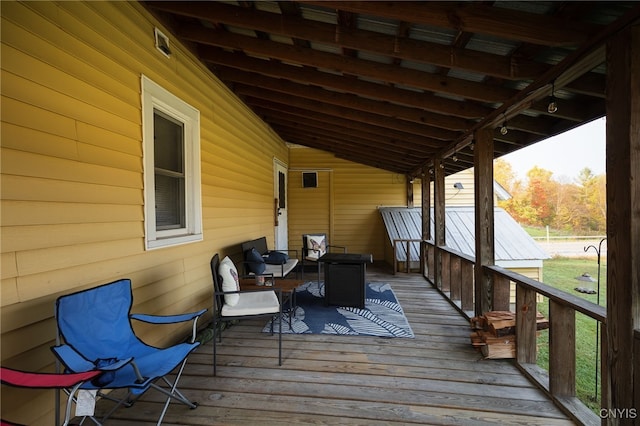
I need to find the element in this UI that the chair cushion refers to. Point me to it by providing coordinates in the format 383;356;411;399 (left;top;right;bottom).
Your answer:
218;256;240;306
264;258;299;278
265;250;289;264
245;248;266;274
220;290;280;316
305;235;326;259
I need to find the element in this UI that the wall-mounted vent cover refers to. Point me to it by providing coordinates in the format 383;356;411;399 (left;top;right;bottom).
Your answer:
302;172;318;188
154;28;172;58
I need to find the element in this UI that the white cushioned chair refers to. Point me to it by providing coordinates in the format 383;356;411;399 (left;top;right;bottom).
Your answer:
210;254;282;376
301;233;347;284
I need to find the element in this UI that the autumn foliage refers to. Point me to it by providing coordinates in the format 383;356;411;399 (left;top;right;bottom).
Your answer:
494;159;606;234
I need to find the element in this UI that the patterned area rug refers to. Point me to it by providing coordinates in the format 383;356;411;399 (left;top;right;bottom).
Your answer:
263;281;414;338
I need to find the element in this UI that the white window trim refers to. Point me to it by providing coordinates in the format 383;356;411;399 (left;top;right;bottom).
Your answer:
142;75;203;250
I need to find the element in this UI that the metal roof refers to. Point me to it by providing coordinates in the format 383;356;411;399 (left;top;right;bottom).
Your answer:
144;1;640;176
379;206;549;263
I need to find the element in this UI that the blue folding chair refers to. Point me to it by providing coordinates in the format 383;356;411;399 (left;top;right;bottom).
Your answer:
53;279;206;426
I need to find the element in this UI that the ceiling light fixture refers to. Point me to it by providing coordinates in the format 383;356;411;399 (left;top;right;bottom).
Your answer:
548;80;558;114
499;114;508;135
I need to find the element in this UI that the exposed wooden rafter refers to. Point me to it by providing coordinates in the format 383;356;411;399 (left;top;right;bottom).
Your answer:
144;0;637;176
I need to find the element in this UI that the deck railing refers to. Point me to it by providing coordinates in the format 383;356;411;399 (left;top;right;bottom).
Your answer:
422;240;605;426
391;238;423;274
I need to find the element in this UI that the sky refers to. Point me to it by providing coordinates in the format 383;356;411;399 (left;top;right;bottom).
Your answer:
500;117;606;182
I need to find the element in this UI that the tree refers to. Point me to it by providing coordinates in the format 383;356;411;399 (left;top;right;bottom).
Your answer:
494;158;518;193
495;160;606;235
574;168;606;232
525;166;556;226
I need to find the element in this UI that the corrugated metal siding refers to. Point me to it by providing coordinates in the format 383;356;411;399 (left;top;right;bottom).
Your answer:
1;2;288;424
380;206;549;262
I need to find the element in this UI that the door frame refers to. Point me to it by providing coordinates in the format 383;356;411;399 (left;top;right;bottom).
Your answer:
273;158;288;250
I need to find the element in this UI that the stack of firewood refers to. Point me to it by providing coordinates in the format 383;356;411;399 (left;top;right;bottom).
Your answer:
470;311;549;359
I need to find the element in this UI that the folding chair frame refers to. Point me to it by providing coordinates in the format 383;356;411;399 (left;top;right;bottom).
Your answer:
53;279;206;426
210;254;283;376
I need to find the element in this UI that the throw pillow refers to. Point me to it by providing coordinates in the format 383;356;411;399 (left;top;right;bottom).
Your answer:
265;250;289;265
306;234;326;259
245;248;266;274
218;256;240;306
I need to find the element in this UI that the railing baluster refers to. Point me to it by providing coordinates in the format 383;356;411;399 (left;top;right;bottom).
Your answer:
516;285;538;364
461;260;474;312
421;245;606;425
450;256;461;303
493;274;510;311
441;251;450;292
549;300;576;397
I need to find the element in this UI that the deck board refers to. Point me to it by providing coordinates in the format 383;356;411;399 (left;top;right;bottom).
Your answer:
96;265;574;425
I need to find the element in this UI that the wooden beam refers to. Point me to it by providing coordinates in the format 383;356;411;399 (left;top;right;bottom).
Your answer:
236;85;460;140
421;166;431;242
433;158;445;291
275;128;427;171
305;1;596;46
411;6;640;176
149;1;550;80
270;120;435;157
264;114;439;153
249;102;443;149
406;177;414;208
182;26;516;102
201;47;490;119
605;22;639;419
474;128;494;316
219;68;471;131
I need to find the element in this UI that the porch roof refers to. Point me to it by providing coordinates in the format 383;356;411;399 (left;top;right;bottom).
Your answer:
144;1;640;176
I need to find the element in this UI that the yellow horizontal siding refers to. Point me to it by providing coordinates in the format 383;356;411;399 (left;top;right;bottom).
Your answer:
288;147;406;259
1;2;288;423
1;222;142;252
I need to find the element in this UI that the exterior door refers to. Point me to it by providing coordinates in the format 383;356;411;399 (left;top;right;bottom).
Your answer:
274;159;288;251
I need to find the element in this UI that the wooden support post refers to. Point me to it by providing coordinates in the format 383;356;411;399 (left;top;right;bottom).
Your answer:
406;176;414;208
516;285;538;364
605;23;639;419
549;300;576;397
434;158;445;290
474;128;495;316
421;166;431;277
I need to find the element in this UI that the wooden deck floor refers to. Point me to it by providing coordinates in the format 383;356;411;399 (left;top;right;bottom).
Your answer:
99;265;574;425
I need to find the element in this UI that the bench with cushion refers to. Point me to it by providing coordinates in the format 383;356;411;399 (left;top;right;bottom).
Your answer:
240;237;299;278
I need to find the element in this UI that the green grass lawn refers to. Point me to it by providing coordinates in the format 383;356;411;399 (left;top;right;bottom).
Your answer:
537;257;606;412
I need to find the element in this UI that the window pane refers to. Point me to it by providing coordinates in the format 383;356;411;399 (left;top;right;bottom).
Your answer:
154;110;183;173
155;174;185;229
154;109;185;230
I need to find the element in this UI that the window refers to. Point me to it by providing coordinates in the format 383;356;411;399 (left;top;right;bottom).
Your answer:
142;75;202;249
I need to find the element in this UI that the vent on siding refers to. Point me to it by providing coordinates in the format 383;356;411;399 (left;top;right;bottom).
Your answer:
302;172;318;188
154;27;172;58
